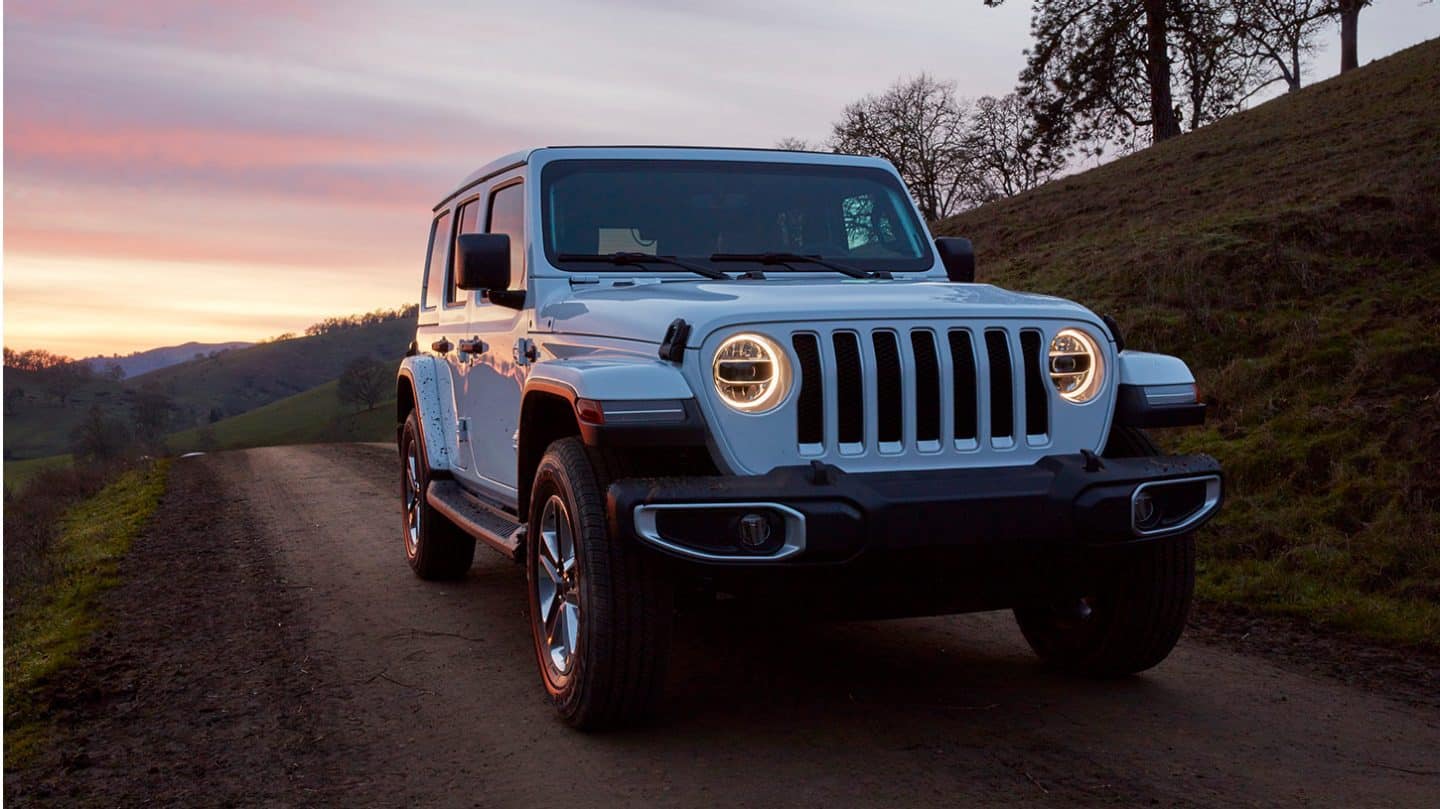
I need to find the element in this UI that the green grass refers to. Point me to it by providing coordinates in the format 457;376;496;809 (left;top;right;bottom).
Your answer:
937;39;1440;645
166;379;395;454
3;461;170;765
4;455;72;494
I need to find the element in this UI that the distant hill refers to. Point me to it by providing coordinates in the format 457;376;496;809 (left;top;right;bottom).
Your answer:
4;317;413;460
137;317;414;424
84;341;252;380
166;379;395;455
936;39;1440;643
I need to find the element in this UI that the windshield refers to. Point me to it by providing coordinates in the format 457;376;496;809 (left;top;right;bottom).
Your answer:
541;159;933;274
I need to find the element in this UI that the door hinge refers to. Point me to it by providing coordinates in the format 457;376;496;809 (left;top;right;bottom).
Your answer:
514;338;538;366
457;417;470;444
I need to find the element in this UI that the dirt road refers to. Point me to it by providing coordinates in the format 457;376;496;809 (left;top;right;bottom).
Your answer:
10;444;1439;807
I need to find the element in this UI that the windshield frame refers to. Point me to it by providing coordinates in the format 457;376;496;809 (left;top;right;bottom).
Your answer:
538;157;936;276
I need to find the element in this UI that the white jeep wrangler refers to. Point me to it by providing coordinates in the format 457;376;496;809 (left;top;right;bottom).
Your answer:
397;146;1221;729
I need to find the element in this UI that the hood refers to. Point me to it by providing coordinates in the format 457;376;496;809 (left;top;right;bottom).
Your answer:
537;278;1105;346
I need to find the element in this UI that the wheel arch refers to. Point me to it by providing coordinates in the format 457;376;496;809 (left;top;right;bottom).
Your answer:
517;381;582;518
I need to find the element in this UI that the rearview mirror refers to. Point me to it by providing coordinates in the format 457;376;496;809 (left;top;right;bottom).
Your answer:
935;237;976;283
455;233;511;291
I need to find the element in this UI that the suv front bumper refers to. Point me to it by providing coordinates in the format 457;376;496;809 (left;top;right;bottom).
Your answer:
607;452;1221;566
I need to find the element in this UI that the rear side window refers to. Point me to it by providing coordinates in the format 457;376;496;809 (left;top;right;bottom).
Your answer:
487;183;526;289
422;211;452;310
449;199;481;306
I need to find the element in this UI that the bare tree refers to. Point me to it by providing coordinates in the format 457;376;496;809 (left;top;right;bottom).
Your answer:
337;357;389;412
773;137;814;151
963;94;1065;202
1231;0;1329;93
71;405;132;462
830;75;972;221
130;386;177;446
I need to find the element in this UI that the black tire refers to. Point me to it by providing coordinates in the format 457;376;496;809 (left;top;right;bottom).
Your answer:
1013;426;1195;677
526;437;673;730
399;410;475;580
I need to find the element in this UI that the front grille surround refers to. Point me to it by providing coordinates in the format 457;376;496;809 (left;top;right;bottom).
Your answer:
700;319;1114;476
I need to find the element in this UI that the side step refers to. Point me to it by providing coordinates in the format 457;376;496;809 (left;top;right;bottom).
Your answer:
427;480;524;562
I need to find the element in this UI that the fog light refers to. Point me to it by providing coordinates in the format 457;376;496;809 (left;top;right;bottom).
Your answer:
736;513;772;549
1133;490;1160;530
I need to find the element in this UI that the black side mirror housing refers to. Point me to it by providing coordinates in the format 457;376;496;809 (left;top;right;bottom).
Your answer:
935;237;976;283
455;233;511;291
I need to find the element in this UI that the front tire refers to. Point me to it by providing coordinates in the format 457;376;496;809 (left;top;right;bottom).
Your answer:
526;438;673;729
399;411;475;580
1013;426;1195;677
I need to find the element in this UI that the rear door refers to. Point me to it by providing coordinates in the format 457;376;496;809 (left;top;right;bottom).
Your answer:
415;207;475;474
455;177;529;500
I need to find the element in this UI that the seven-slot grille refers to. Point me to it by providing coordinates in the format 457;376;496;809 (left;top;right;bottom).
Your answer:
790;325;1051;457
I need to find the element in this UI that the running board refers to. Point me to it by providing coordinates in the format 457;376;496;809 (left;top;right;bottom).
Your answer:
426;480;524;562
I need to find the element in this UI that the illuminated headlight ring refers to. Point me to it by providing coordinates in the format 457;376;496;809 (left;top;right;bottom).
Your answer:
712;333;791;413
1049;327;1105;404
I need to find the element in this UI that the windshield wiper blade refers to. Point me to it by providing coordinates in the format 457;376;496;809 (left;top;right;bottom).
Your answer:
556;252;730;281
709;252;876;279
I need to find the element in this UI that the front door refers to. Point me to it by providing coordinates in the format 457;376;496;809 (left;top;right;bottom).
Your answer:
455;177;529;501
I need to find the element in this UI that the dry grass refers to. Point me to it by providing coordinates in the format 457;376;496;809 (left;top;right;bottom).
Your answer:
3;461;171;765
937;39;1440;645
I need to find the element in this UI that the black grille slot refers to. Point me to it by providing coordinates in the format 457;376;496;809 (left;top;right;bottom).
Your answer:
792;334;824;445
833;332;864;444
948;330;978;441
984;330;1014;439
911;330;941;442
873;331;902;444
1020;330;1048;436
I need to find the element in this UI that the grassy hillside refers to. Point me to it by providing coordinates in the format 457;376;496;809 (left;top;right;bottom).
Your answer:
135;317;412;419
937;39;1440;644
166;379;395;454
4;318;411;460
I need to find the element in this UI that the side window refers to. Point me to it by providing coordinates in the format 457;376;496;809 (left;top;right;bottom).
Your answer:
487;183;526;289
422;211;451;311
448;199;481;306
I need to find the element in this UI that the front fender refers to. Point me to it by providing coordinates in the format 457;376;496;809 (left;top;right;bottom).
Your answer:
1115;351;1206;428
398;355;460;473
523;356;695;401
1117;351;1196;387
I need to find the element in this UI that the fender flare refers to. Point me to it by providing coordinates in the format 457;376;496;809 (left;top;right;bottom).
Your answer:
397;355;460;473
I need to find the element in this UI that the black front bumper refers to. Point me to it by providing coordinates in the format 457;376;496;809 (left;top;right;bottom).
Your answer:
608;452;1222;567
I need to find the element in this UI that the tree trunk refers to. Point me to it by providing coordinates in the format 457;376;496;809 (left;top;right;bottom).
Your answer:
1143;0;1181;141
1338;0;1360;72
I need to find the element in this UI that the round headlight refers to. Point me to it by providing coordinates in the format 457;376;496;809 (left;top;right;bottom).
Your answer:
1049;328;1105;403
712;333;790;413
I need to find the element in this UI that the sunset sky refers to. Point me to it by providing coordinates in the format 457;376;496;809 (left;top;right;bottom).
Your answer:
4;1;1436;358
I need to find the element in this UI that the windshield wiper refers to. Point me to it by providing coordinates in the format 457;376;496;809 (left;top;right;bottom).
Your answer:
556;252;730;281
709;252;878;279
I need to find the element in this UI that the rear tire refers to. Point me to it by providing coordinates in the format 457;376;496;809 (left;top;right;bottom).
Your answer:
1013;426;1195;677
526;438;673;730
399;411;475;580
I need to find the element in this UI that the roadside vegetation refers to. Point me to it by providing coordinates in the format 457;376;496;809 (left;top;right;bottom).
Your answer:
937;40;1440;646
3;460;170;764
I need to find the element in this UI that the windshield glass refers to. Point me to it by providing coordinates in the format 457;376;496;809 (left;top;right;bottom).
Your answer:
541;159;932;273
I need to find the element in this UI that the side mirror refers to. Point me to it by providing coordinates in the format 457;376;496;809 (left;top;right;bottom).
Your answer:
935;237;976;283
455;233;511;291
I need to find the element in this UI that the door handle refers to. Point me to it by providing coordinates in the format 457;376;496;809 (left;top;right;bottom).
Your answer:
431;338;453;354
457;337;488;354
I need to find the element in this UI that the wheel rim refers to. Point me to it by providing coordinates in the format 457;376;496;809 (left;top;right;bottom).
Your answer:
535;494;580;677
403;440;422;557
